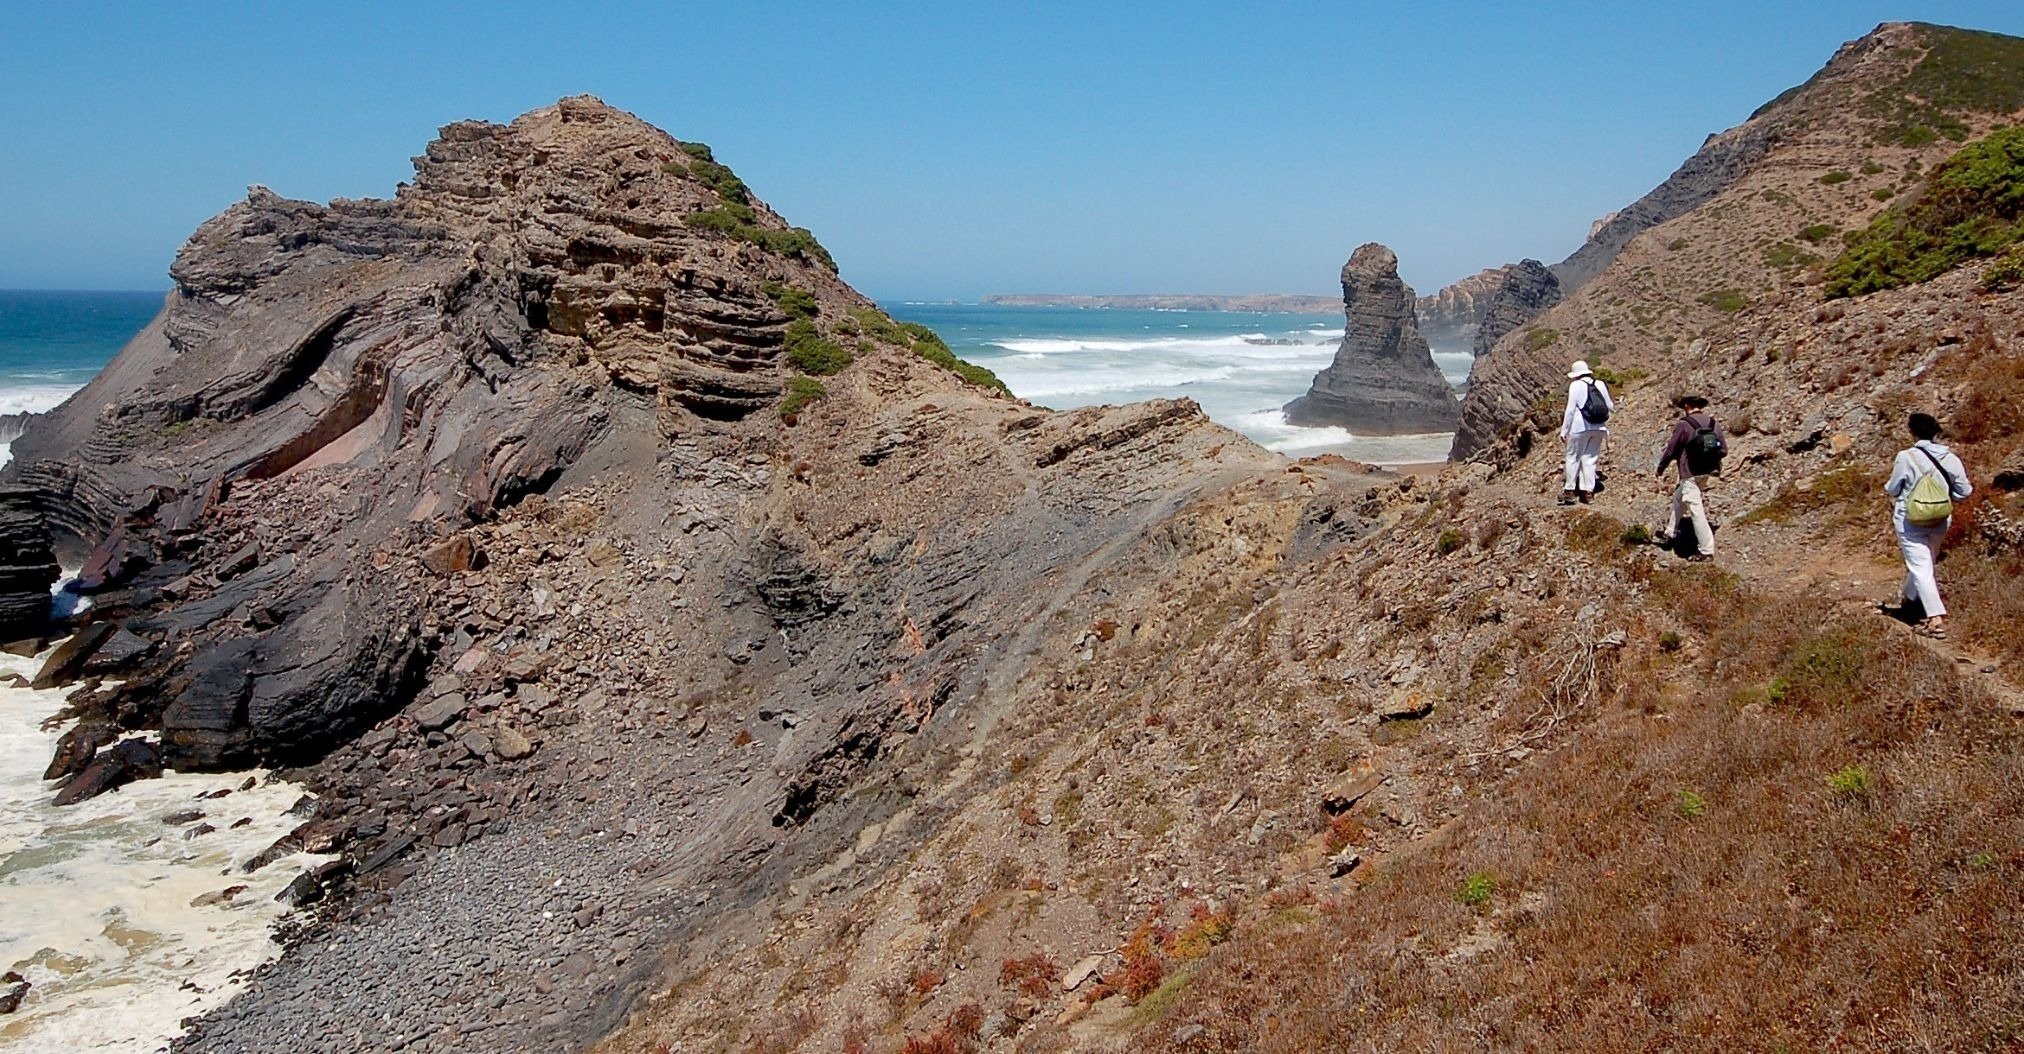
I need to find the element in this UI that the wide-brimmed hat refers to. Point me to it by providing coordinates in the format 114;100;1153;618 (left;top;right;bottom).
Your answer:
1567;360;1593;379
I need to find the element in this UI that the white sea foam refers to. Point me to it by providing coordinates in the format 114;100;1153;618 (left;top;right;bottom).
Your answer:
0;644;330;1053
0;384;84;468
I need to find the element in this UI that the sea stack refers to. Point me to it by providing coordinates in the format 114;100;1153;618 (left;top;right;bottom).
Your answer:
1284;243;1459;435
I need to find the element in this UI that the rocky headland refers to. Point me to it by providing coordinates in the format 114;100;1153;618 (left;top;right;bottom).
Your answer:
1283;243;1460;434
6;19;2024;1054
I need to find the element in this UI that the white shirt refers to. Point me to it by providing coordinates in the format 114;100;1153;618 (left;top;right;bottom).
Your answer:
1884;440;1971;532
1560;377;1614;439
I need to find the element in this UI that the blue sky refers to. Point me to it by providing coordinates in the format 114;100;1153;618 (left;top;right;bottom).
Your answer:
4;2;2023;300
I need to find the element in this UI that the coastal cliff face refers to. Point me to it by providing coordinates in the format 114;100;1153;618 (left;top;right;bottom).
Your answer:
1416;265;1510;350
1283;244;1459;434
1449;260;1561;458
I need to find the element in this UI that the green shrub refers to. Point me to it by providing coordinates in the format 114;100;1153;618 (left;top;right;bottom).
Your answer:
687;208;838;271
779;376;827;420
762;282;820;320
676;141;752;205
1524;327;1560;351
783;319;852;375
1457;872;1495;907
1435;529;1465;555
1765;624;1877;709
1619;524;1653;546
1861;161;1886;175
1827;764;1873;798
897;320;1009;392
1798;224;1837;244
1820;170;1854;186
1980;244;2024;292
1659;630;1684;653
1825;125;2024;297
1677;789;1707;818
1762;241;1820;269
1698;289;1747;313
1871;187;1897;202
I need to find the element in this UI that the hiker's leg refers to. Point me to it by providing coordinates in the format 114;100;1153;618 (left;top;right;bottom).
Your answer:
1898;529;1945;617
1682;477;1715;554
1563;440;1580;493
1577;433;1602;492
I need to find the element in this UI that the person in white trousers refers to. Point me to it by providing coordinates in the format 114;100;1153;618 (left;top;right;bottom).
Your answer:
1654;394;1725;560
1558;360;1613;505
1883;412;1972;639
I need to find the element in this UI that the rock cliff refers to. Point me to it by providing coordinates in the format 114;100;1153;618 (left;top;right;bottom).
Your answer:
1283;244;1459;434
1415;266;1509;350
1449;260;1561;458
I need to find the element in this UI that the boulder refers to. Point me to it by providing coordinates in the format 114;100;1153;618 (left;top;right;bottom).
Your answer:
51;737;163;806
43;720;117;781
30;621;117;690
420;536;478;576
0;971;27;1014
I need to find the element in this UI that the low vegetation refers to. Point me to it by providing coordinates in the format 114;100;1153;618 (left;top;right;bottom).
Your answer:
783;320;852;375
1697;288;1747;312
779;376;827;420
1865;24;2024;147
1825;125;2024;297
673;142;838;272
842;307;1008;392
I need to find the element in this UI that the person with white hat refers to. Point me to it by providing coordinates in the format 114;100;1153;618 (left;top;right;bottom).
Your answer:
1558;359;1613;505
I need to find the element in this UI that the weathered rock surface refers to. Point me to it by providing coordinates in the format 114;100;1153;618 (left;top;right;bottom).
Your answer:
1415;265;1509;351
51;737;162;806
0;485;59;641
1284;244;1459;435
1449;260;1562;459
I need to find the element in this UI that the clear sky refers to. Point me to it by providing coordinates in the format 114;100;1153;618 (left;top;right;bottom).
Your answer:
4;2;2023;301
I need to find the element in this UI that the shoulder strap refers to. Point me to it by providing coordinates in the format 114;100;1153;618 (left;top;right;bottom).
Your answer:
1915;446;1959;492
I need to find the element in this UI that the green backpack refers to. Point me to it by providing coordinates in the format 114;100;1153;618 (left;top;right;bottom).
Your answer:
1904;448;1958;527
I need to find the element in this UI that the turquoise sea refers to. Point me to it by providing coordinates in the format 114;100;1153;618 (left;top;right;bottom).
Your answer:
0;290;162;417
0;293;1464;465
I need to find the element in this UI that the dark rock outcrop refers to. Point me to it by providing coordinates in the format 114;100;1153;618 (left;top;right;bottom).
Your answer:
1450;261;1563;459
0;486;59;641
51;737;162;806
1284;244;1459;435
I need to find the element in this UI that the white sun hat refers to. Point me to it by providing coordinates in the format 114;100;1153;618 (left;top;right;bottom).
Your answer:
1567;360;1593;379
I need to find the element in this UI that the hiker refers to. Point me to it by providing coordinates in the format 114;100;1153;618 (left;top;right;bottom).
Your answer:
1883;412;1972;638
1558;359;1614;505
1654;394;1726;560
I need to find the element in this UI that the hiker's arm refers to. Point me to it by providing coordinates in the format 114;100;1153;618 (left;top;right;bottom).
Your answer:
1559;383;1577;438
1884;453;1912;496
1655;419;1686;476
1951;454;1974;499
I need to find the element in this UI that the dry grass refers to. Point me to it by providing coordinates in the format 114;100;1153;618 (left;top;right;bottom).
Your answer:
1137;583;2024;1053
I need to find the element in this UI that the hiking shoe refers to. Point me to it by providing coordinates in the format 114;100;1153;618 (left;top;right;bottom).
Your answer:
1558;491;1577;506
1578;491;1592;505
1684;553;1713;563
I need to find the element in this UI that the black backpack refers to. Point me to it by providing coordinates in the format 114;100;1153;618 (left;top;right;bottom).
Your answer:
1685;413;1726;475
1579;380;1611;425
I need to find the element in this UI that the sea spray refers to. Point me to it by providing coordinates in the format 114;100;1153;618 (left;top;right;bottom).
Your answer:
0;646;332;1053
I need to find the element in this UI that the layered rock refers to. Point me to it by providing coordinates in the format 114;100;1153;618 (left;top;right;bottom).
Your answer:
0;96;878;769
1450;260;1562;458
1284;244;1459;435
1415;266;1509;351
0;486;59;641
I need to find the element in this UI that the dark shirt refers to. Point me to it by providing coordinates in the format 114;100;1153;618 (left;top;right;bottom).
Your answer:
1657;412;1724;480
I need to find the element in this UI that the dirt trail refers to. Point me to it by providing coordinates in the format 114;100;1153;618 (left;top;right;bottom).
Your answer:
1503;463;2024;715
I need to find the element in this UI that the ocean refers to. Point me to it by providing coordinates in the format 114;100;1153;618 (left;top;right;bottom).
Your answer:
0;293;1467;466
887;303;1468;465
